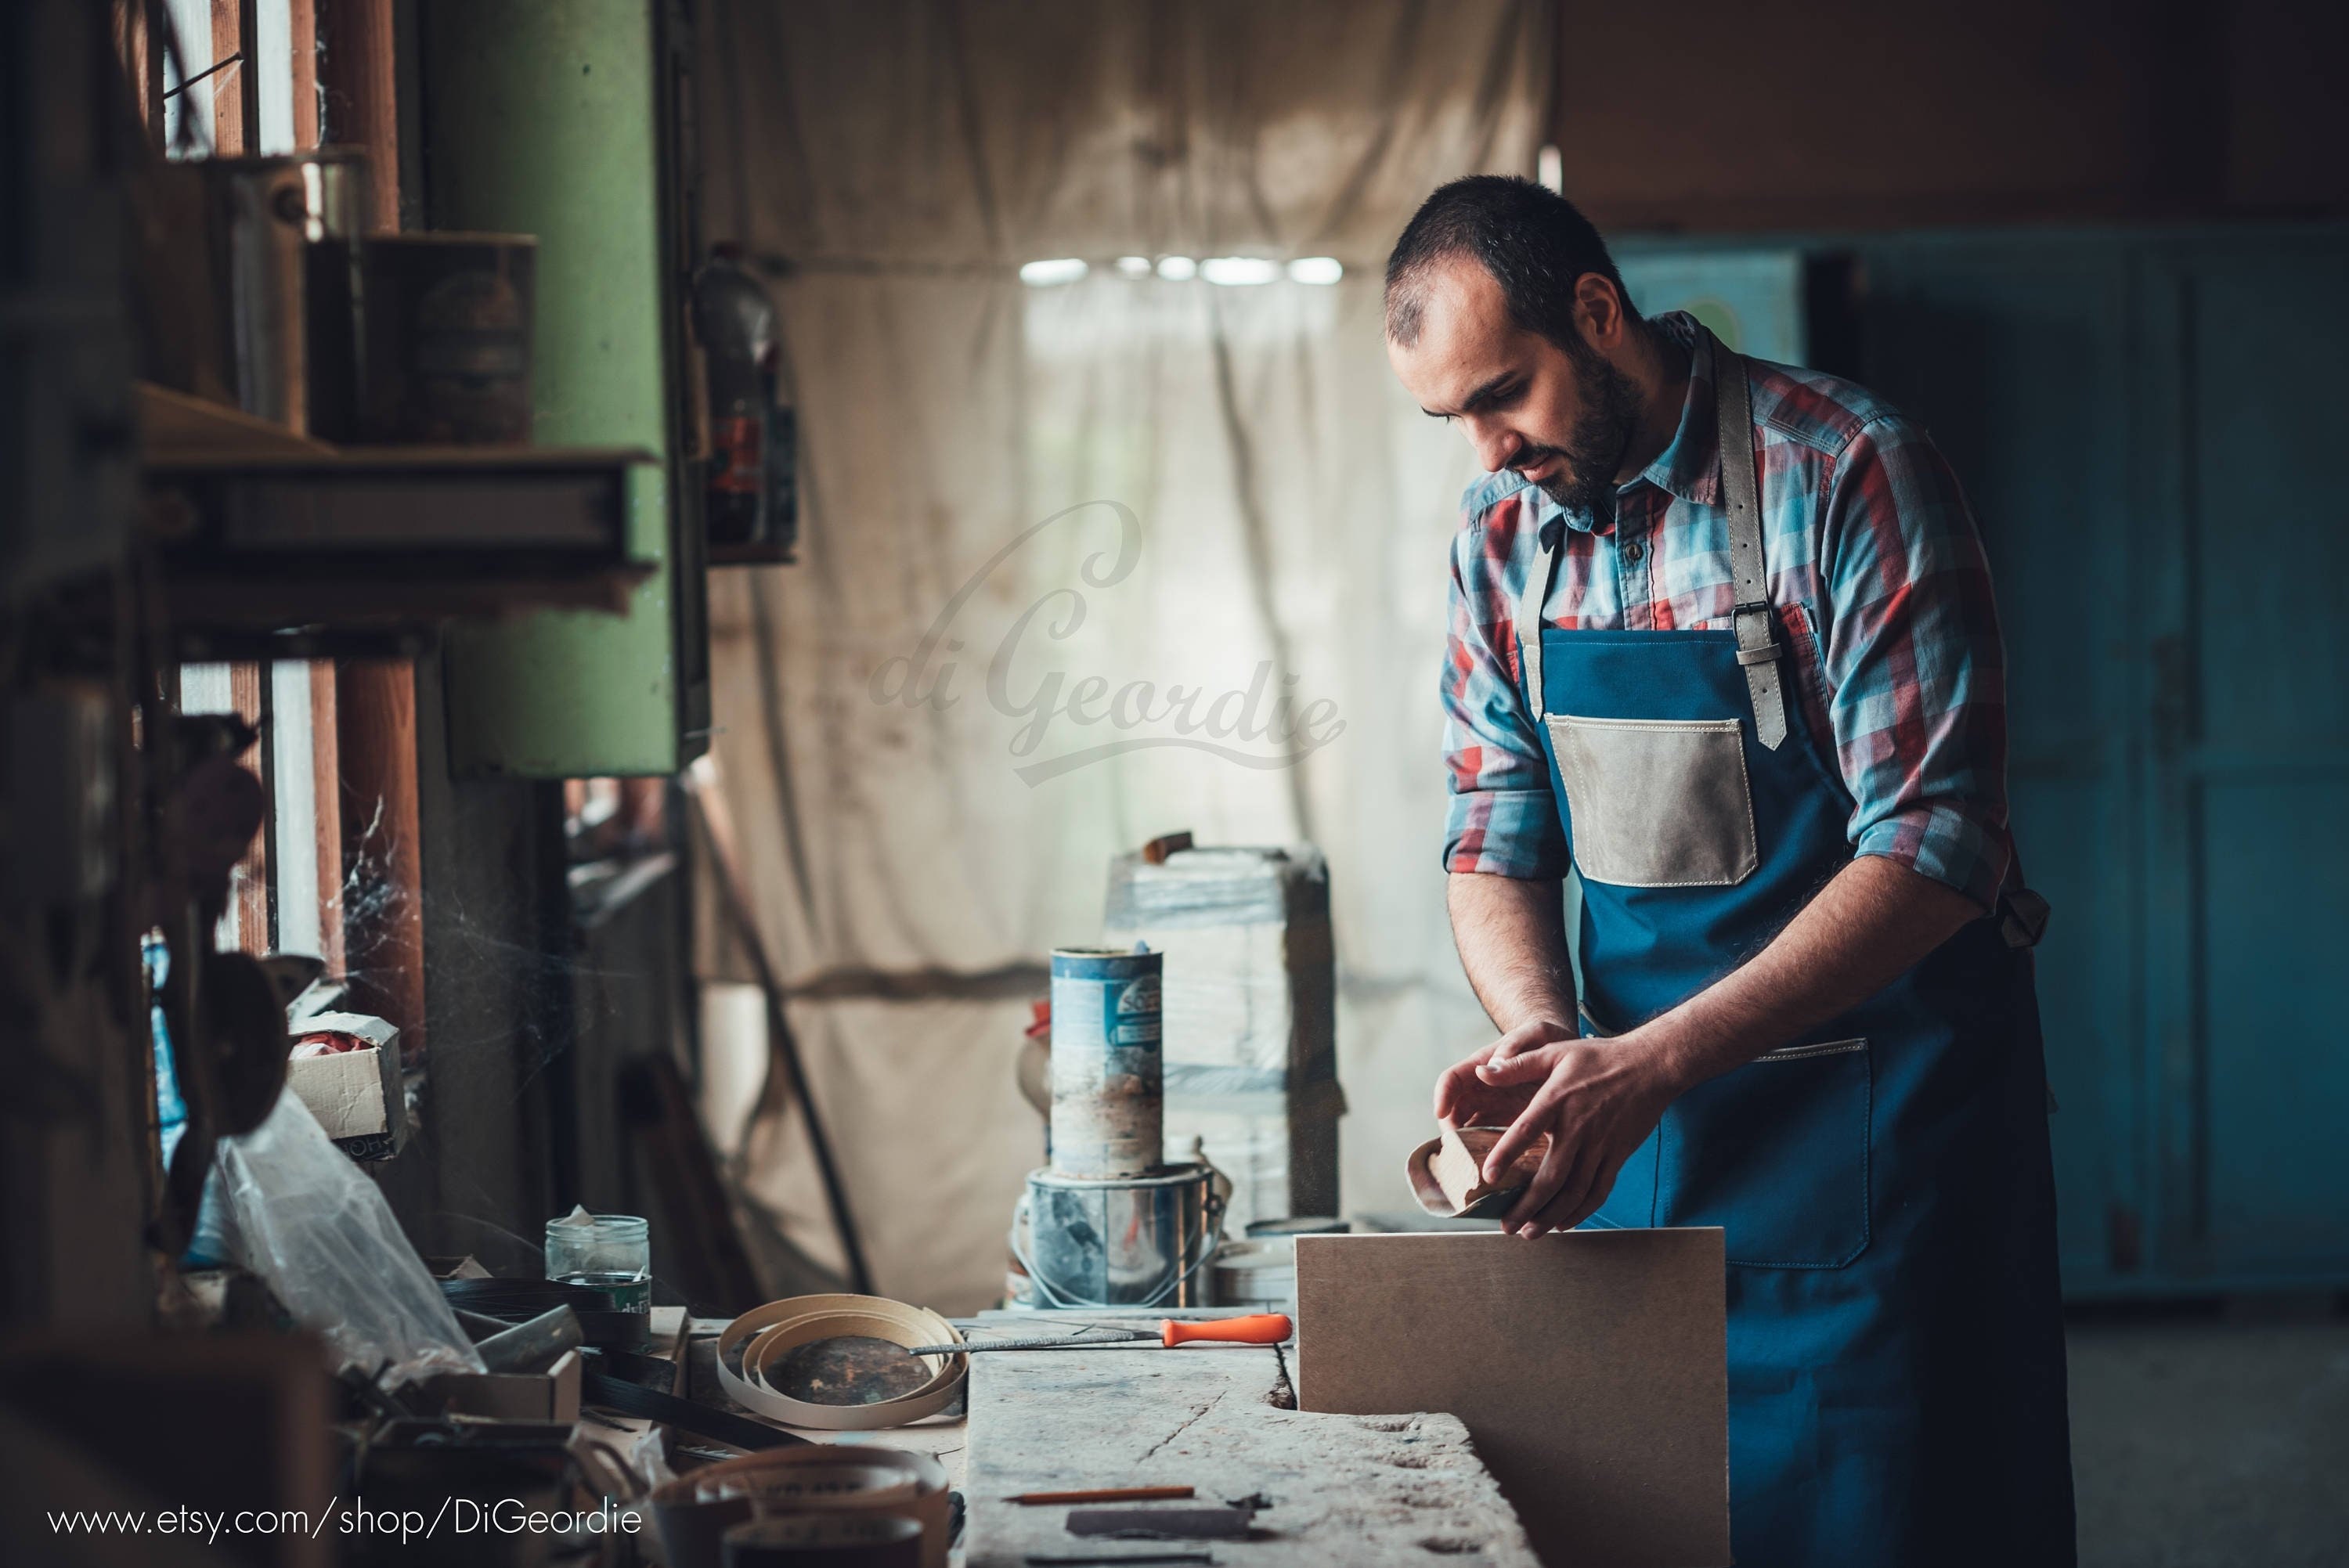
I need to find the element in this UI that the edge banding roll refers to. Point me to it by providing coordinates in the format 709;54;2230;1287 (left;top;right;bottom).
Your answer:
715;1293;966;1432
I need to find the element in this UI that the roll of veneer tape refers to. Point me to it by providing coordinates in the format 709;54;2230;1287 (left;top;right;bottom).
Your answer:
716;1295;965;1432
652;1445;949;1568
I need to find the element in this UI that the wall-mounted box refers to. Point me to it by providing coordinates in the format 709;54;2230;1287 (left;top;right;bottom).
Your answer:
286;1011;407;1160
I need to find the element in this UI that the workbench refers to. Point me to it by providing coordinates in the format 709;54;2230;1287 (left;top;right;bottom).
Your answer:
954;1310;1537;1568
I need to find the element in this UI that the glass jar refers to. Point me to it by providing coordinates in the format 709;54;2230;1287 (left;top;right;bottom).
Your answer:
543;1211;651;1312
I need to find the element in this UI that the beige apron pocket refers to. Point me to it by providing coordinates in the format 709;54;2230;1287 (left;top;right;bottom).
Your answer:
1545;715;1759;887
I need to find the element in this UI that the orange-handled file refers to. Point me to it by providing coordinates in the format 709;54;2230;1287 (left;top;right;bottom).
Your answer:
910;1312;1294;1356
1160;1313;1291;1346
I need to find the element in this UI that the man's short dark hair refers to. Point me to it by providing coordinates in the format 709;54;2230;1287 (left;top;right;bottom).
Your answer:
1384;175;1636;352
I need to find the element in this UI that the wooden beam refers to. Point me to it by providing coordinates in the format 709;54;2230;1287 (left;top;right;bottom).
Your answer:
111;1;167;150
317;0;399;230
207;0;247;155
289;0;319;150
335;661;423;1055
319;0;420;1047
228;661;272;953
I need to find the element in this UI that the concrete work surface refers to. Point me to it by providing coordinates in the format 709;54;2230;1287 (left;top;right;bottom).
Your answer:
938;1305;2348;1565
962;1313;1538;1567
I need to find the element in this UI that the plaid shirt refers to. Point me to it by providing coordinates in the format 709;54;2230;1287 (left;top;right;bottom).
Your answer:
1441;311;2015;912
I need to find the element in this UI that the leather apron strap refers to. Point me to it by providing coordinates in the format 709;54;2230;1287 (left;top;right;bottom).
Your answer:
1713;336;1789;749
1514;332;1787;748
1514;491;1562;719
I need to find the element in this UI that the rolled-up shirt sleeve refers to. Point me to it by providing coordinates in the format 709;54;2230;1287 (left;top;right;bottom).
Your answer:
1441;509;1569;880
1817;414;2013;911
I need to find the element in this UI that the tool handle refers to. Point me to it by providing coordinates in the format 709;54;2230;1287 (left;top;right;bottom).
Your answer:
1160;1312;1291;1346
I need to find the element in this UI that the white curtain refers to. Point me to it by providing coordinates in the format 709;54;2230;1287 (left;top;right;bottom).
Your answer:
695;0;1550;1311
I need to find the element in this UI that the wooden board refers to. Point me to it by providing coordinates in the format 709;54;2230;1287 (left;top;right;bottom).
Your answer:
963;1316;1537;1567
139;382;332;462
1294;1229;1730;1568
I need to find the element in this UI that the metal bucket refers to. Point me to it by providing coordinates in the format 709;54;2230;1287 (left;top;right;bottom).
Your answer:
1015;1164;1221;1310
1048;947;1163;1178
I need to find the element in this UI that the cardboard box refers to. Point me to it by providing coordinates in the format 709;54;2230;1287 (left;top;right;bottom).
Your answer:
434;1347;583;1423
1165;1078;1344;1231
286;1011;406;1158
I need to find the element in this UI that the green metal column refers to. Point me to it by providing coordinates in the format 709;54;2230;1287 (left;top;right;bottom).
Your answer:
420;0;707;777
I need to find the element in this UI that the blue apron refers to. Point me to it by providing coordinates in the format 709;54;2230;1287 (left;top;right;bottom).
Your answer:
1514;336;2076;1565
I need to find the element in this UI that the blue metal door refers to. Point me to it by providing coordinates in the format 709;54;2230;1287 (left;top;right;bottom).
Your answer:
1856;228;2349;1294
2138;233;2349;1289
1855;236;2148;1292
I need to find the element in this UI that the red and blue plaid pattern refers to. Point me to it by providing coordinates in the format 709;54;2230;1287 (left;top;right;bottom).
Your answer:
1442;312;2015;911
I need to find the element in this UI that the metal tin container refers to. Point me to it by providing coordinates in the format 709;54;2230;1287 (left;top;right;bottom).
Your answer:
1018;1163;1221;1309
355;232;538;444
1048;946;1163;1178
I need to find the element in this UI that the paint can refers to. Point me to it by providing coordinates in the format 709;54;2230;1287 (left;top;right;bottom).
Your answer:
354;232;537;444
1047;946;1163;1178
1016;1164;1221;1309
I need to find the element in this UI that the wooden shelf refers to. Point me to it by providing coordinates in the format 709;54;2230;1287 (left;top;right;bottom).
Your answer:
135;384;659;645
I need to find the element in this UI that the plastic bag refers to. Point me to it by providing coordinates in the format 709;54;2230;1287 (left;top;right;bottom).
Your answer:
215;1087;484;1387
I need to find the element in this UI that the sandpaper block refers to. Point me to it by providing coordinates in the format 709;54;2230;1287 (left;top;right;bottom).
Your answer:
1429;1126;1548;1217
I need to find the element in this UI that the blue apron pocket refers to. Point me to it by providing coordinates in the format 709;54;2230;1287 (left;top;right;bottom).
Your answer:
1656;1036;1872;1268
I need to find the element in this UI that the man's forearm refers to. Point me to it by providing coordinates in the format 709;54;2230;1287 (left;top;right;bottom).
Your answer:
1446;871;1576;1034
1646;854;1981;1089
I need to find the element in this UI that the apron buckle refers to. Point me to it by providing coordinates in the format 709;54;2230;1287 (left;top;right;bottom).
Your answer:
1732;602;1783;666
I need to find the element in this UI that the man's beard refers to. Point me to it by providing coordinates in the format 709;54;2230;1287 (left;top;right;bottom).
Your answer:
1523;346;1643;516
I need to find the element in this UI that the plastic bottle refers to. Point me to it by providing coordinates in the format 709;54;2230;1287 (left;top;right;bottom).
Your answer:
693;243;779;549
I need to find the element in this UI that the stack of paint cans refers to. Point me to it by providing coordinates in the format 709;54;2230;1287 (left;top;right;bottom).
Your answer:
1015;946;1221;1308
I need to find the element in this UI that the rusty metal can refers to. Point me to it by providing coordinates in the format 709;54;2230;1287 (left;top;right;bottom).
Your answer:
1047;946;1163;1179
355;232;536;444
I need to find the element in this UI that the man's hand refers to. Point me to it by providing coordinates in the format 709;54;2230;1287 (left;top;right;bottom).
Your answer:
1449;1026;1684;1238
1432;1015;1572;1132
1438;855;1985;1241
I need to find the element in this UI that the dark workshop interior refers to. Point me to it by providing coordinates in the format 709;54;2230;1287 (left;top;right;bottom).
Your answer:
3;2;2346;1565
